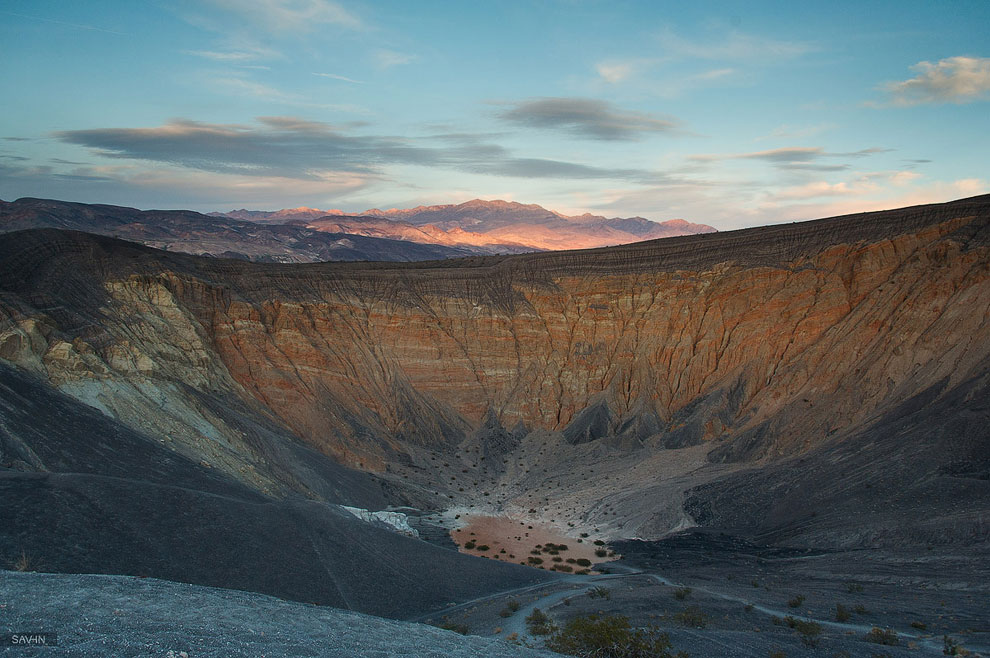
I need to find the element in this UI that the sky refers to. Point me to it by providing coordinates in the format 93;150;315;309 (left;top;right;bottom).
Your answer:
1;0;988;230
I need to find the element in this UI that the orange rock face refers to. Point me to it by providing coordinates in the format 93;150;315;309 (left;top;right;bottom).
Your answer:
2;198;989;475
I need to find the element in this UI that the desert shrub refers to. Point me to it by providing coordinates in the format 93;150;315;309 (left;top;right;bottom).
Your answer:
575;558;592;567
464;540;476;550
507;599;520;612
526;608;556;636
673;587;692;600
595;548;609;558
854;604;869;614
476;545;490;551
593;540;605;546
527;556;544;565
587;586;611;600
438;620;470;635
943;635;965;655
546;614;685;658
10;550;37;572
865;627;899;645
910;621;926;630
836;603;851;622
783;617;822;647
787;594;805;608
553;557;564;563
673;606;707;628
553;564;574;573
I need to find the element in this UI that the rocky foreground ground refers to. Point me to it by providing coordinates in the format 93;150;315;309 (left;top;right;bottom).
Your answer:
0;571;556;657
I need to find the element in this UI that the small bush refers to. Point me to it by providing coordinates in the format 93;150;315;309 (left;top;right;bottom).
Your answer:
595;548;608;558
10;550;37;573
476;545;490;551
507;599;520;612
587;586;611;600
836;603;851;622
910;621;926;630
854;604;869;615
846;582;864;593
546;614;685;658
673;587;692;600
943;635;963;655
787;594;805;608
673;606;707;628
464;540;476;550
865;627;899;646
593;540;605;546
785;617;822;647
438;620;470;635
575;558;592;567
527;556;544;565
526;608;556;636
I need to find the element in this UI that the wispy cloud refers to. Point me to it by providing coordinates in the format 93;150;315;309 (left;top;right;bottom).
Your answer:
690;146;892;170
0;10;126;35
204;0;363;33
878;56;990;106
53;116;659;183
313;72;364;84
656;27;813;61
373;49;416;69
594;58;659;84
498;98;680;141
757;123;836;141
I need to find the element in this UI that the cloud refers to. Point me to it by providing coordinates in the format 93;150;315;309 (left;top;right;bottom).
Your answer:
689;146;892;170
0;160;375;209
656;27;813;61
53;116;656;183
498;98;679;141
594;58;659;84
374;49;415;68
205;0;363;33
313;72;364;84
690;146;824;163
880;56;990;106
757;123;835;141
184;49;260;62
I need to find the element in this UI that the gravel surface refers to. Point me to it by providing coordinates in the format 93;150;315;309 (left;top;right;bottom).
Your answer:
0;571;556;657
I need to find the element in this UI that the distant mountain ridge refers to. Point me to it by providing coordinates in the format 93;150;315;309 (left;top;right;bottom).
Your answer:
0;197;480;263
211;199;716;251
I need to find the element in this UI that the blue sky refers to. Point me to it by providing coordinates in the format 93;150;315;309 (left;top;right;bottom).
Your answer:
1;0;988;229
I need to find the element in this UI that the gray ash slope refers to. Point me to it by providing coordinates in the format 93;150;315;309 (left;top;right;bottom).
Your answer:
0;362;555;619
0;571;557;657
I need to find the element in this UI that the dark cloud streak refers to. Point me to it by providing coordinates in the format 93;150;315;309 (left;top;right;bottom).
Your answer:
54;116;656;182
498;97;679;141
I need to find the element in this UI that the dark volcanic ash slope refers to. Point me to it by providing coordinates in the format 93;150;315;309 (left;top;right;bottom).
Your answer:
0;362;555;617
1;196;989;551
0;197;479;263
